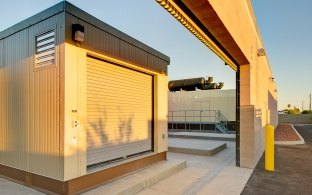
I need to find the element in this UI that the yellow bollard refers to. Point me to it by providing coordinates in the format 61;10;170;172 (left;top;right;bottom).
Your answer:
265;124;274;171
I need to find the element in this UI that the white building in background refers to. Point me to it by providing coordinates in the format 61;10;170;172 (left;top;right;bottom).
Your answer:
168;89;236;132
169;89;236;120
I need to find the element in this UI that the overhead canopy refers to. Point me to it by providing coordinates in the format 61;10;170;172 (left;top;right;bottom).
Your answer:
156;0;250;71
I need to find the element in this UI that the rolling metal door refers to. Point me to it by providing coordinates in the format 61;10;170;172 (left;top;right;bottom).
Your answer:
86;57;153;166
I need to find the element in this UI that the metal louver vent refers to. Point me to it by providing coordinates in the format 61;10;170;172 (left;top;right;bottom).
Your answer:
35;30;55;67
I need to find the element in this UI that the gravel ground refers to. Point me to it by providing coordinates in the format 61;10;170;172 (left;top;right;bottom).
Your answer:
275;124;300;141
242;125;312;195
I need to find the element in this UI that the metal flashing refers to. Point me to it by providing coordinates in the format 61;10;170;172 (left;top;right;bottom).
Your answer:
63;2;170;64
0;1;170;64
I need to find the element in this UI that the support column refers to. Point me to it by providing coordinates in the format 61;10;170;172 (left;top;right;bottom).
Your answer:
236;65;240;166
239;64;259;168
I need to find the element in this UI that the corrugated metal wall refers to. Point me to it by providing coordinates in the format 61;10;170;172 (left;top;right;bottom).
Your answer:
65;13;168;74
0;13;64;180
27;13;64;179
0;39;4;164
0;3;170;181
1;29;29;171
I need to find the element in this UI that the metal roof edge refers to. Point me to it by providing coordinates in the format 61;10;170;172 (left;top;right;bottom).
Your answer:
0;1;170;64
64;1;170;64
0;1;65;40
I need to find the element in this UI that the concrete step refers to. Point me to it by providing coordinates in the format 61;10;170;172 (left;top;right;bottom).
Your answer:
168;138;227;156
82;158;186;195
169;132;236;141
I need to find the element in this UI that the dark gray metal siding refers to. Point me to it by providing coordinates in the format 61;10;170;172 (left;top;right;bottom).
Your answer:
0;1;169;74
0;2;65;40
64;11;169;74
64;2;169;63
0;39;3;68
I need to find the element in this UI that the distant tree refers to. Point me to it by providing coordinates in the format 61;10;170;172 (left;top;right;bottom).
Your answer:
285;106;301;114
287;109;300;114
302;110;312;114
287;104;291;109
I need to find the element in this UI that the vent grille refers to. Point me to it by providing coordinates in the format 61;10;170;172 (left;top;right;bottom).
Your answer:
35;30;55;67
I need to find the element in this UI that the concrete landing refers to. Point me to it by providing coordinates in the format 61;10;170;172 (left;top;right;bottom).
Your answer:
138;141;253;195
0;141;253;195
82;159;186;195
168;138;227;156
169;132;236;141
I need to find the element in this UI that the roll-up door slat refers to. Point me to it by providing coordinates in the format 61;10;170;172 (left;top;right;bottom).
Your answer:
86;57;153;166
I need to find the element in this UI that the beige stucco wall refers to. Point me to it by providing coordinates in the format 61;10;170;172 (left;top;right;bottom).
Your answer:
63;43;168;180
209;0;278;168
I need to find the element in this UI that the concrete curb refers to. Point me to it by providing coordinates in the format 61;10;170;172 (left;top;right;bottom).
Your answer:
82;159;186;195
168;143;227;156
275;124;305;145
118;159;186;195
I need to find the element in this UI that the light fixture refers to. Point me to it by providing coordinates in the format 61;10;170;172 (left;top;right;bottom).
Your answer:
257;48;266;56
72;24;85;43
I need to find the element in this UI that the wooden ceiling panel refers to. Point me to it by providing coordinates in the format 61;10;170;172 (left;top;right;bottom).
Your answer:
184;0;208;10
181;0;249;65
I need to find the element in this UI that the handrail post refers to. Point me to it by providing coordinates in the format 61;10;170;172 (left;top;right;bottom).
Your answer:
215;110;217;132
171;111;174;131
200;111;202;132
185;110;187;132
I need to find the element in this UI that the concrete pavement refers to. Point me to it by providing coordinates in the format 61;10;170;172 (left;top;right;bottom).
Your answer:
138;141;253;195
0;177;43;195
0;139;253;195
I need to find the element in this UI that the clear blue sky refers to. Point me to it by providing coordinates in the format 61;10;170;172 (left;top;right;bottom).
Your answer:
251;0;312;110
0;0;311;110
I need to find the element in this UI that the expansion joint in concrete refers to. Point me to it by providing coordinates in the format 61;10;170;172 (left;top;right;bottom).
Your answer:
181;152;236;195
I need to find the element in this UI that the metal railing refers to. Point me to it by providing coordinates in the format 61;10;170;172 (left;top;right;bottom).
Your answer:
168;110;230;133
215;111;229;133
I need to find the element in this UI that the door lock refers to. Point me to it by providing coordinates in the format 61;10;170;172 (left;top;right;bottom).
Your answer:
73;120;80;128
